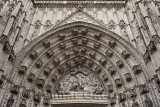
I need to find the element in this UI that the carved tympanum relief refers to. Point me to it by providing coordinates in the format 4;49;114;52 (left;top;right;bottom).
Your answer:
55;66;104;95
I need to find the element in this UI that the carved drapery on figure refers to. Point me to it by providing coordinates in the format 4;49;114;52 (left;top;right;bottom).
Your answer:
55;66;104;95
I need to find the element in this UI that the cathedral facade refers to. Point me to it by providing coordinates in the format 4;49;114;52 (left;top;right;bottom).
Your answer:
0;0;160;107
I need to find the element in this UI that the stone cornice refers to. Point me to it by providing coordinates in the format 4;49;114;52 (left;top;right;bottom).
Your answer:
33;0;126;4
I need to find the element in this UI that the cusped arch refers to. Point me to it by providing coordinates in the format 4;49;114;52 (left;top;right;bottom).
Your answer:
12;21;148;96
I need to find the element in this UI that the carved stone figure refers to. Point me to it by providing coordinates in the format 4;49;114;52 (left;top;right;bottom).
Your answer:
144;95;153;107
7;96;14;107
132;102;139;107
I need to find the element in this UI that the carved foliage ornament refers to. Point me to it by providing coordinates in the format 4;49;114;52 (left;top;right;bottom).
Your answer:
56;66;104;95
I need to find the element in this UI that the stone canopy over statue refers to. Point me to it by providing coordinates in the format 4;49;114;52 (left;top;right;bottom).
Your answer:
55;66;104;95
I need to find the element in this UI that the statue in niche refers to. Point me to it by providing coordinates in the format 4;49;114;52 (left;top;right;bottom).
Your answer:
144;95;153;107
132;102;139;107
7;96;14;107
122;103;127;107
56;66;104;95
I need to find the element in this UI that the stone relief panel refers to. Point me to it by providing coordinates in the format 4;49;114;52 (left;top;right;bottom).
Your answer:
55;66;104;95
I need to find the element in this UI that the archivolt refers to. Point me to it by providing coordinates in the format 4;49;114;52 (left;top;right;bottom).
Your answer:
11;21;148;95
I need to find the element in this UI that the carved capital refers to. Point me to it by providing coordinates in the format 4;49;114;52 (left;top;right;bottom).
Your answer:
21;90;30;99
